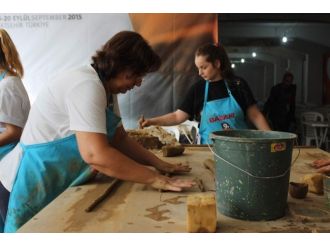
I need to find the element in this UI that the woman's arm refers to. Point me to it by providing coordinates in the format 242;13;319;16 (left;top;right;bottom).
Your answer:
0;123;22;146
139;110;189;128
247;105;271;131
75;130;194;191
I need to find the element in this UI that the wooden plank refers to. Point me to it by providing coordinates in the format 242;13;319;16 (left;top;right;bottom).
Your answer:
18;147;330;232
85;178;121;212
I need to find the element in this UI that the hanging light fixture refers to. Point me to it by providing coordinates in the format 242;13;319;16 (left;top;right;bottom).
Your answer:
282;36;288;43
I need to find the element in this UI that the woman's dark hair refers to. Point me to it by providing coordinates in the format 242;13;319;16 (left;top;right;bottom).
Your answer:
195;43;234;80
92;31;161;82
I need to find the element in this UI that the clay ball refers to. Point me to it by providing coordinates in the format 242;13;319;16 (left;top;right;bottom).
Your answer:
289;182;308;199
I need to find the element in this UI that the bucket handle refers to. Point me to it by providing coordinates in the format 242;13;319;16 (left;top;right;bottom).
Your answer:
207;140;300;180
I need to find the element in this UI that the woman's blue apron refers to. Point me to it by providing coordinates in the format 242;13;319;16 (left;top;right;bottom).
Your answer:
0;143;17;160
199;80;248;144
4;107;120;232
0;144;17;232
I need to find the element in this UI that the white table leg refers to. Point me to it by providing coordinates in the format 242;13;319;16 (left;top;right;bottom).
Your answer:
313;127;320;148
321;127;328;148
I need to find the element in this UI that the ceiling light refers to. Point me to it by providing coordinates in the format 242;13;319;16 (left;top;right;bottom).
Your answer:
231;64;235;69
241;58;245;63
252;52;257;57
282;36;288;43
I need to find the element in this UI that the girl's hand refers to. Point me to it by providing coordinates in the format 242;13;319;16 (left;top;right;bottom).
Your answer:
138;115;150;129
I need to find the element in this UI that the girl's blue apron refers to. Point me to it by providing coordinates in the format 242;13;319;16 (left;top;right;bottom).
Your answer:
199;80;248;144
4;107;120;232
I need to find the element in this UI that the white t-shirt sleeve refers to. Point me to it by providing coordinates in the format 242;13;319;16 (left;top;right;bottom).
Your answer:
66;80;107;134
0;86;26;128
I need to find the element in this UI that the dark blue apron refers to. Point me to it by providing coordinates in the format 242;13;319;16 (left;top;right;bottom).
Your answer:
4;107;120;232
199;80;248;144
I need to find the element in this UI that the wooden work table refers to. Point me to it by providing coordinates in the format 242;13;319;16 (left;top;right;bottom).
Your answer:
18;147;330;233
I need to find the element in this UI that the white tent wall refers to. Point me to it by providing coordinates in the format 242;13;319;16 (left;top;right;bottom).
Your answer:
1;14;133;101
1;13;216;129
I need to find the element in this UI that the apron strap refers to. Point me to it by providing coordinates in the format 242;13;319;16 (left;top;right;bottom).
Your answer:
0;70;7;81
225;79;242;96
19;142;26;151
224;80;231;95
203;80;210;109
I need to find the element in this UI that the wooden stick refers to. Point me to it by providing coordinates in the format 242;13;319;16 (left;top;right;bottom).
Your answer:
85;178;121;212
139;114;144;129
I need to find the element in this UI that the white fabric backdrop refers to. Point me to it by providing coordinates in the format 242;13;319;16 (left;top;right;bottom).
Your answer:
1;13;215;129
0;13;133;107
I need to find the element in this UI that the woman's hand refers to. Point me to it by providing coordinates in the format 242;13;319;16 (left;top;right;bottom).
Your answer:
153;160;192;174
150;175;195;191
138;115;151;129
312;159;330;174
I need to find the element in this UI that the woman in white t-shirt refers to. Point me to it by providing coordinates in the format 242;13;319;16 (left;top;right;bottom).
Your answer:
0;31;194;232
0;29;30;232
0;29;30;159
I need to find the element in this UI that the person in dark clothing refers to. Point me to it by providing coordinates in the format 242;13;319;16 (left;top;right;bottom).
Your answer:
178;77;260;125
139;43;270;144
263;72;296;132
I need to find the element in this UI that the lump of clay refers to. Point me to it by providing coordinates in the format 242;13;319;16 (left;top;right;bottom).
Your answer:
186;193;217;233
302;174;324;195
289;182;308;199
162;144;185;157
127;126;179;150
127;131;163;149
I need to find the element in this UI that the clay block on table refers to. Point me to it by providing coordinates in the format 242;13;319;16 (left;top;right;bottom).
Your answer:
186;193;217;233
303;173;324;195
128;134;163;149
162;145;185;157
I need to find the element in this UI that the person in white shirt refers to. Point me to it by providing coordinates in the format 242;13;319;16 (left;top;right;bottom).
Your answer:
0;29;30;158
0;31;194;232
0;29;30;232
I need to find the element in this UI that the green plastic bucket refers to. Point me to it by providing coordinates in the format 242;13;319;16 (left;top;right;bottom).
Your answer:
210;130;297;221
